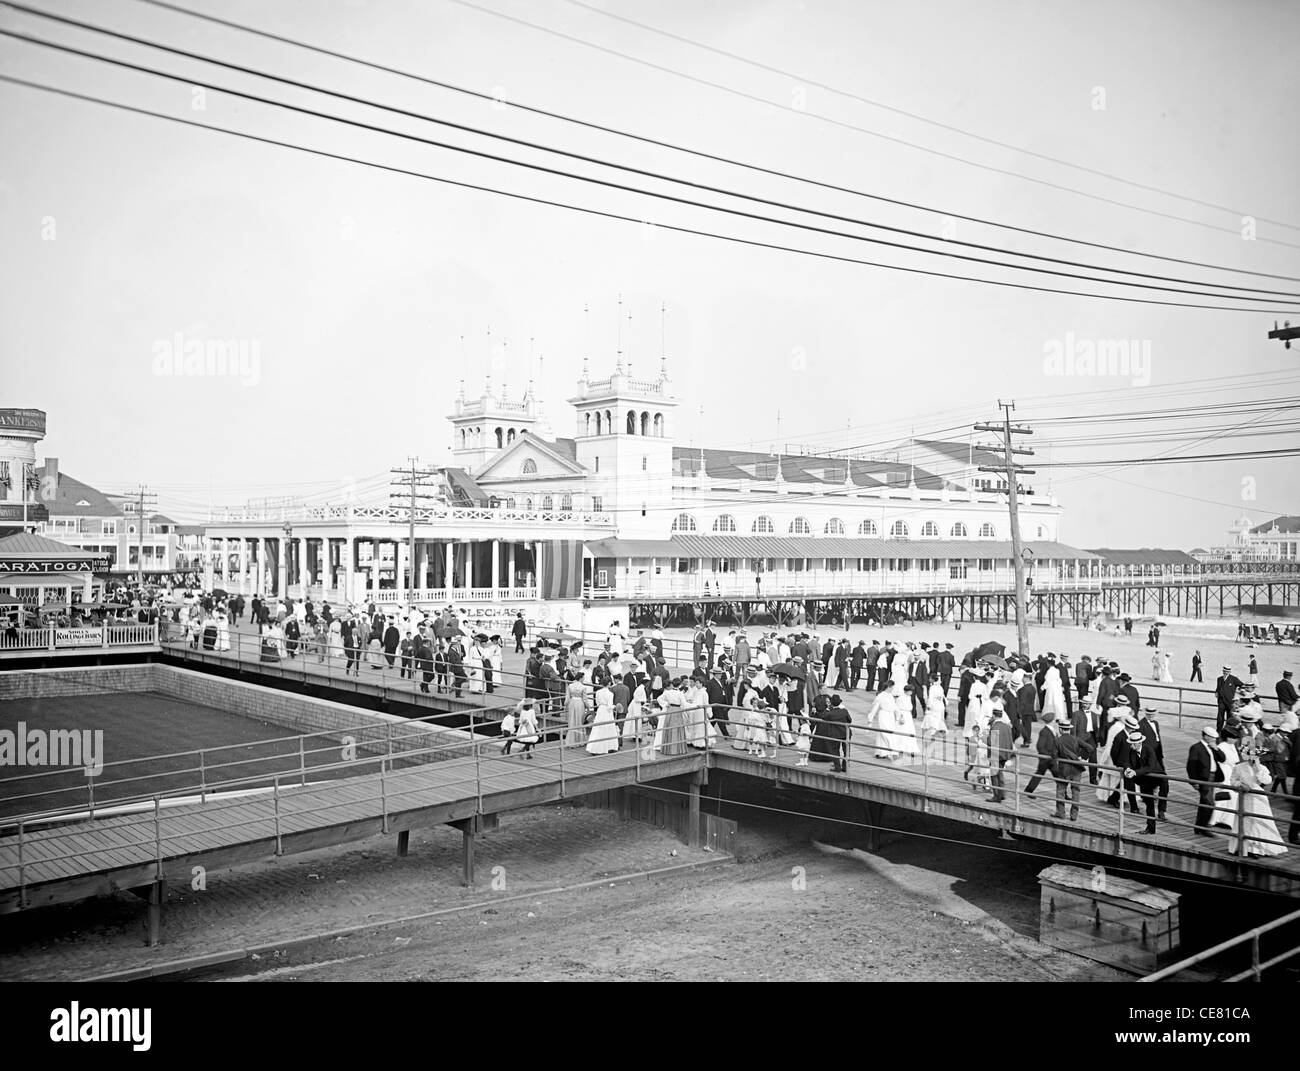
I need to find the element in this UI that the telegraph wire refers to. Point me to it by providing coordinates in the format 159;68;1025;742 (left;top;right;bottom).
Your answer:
560;0;1300;233
3;75;1288;315
452;0;1300;252
2;27;1292;307
128;0;1300;280
5;3;1296;300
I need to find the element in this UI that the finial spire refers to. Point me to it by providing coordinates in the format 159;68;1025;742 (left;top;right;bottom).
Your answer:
616;293;623;369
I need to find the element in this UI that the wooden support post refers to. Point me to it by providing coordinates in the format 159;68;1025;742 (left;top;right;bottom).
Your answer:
687;772;703;848
146;879;163;948
461;824;475;886
397;829;410;857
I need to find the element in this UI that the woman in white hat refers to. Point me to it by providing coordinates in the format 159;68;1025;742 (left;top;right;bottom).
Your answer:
1229;755;1288;857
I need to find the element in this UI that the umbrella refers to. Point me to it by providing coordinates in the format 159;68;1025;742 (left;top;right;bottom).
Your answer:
980;654;1011;671
211;588;229;599
768;661;806;681
548;632;579;644
973;641;1006;660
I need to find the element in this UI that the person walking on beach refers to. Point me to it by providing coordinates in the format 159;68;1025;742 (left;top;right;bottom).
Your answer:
1190;650;1203;683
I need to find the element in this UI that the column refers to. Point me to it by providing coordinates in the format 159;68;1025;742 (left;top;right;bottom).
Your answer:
296;537;306;595
491;539;501;596
239;537;249;594
445;541;454;597
465;541;474;591
342;537;354;604
277;538;288;599
203;537;214;591
419;544;429;596
83;573;92;603
396;538;407;606
507;543;516;596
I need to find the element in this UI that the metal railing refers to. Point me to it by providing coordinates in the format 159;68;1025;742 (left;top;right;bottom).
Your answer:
1141;904;1300;982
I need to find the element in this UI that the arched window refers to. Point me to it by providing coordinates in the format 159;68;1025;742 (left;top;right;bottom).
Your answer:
495;428;503;449
541;495;553;510
605;410;612;434
560;494;573;511
640;411;649;436
627;410;637;434
752;515;775;534
595;412;602;435
507;428;516;444
521;459;538;475
671;513;697;533
979;522;997;538
653;413;664;437
585;413;591;436
523;497;534;510
712;514;737;533
920;521;939;538
1036;525;1046;539
459;428;466;448
890;521;909;539
950;522;967;538
789;517;811;535
824;518;845;536
858;519;878;537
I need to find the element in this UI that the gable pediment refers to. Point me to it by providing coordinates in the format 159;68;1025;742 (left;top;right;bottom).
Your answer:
475;435;587;481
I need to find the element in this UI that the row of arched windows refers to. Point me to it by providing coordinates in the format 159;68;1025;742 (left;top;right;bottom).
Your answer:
669;513;1008;539
584;410;665;437
458;426;523;450
514;493;574;511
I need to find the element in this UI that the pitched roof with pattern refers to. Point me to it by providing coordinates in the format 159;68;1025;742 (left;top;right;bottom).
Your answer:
1085;548;1202;567
43;473;124;518
1250;516;1300;536
0;532;102;559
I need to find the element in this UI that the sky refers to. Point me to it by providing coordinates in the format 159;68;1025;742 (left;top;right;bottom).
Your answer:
2;0;1298;549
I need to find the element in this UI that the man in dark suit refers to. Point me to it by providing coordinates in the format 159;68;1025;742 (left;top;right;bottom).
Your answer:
937;643;956;696
864;641;881;692
706;668;729;738
956;665;975;728
1015;672;1038;747
1118;674;1141;719
928;642;941;679
821;638;835;684
1023;711;1060;796
1216;666;1243;731
1071;697;1101;784
1137;707;1168;820
1057;656;1075;721
850;641;866;691
1074;655;1093;702
1119;727;1166;834
511;612;528;653
1186;726;1225;835
912;649;930;694
703;622;717;670
834;640;850;691
1276;670;1298;716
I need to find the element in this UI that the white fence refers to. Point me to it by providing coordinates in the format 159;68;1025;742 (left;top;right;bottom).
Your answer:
0;624;159;654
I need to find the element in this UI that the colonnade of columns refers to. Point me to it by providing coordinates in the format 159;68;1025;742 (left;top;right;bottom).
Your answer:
210;534;536;603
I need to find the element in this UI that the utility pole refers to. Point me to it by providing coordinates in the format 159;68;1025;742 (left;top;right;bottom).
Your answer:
975;402;1035;658
122;485;159;586
389;460;443;605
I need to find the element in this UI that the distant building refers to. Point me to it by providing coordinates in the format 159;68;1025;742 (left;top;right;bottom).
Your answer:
39;473;179;571
1195;514;1300;564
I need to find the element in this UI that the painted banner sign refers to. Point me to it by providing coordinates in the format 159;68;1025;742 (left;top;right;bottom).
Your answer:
54;627;103;648
0;558;109;573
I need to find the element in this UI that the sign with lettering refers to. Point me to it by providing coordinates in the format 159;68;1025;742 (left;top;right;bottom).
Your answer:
0;557;108;574
0;409;47;434
0;504;49;522
54;627;103;648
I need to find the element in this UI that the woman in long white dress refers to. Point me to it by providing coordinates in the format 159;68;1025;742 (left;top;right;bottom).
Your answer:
683;681;712;749
466;638;487;693
564;681;588;748
966;670;989;730
1095;718;1129;804
893;685;920;759
1210;736;1241;832
622;679;647;747
1229;760;1287;857
328;618;344;664
1151;651;1162;681
1042;670;1066;722
585;686;620;755
215;610;231;652
1160;652;1174;683
869;683;900;760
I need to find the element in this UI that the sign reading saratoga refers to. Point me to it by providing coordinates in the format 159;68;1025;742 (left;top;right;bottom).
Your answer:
0;409;47;434
0;557;109;573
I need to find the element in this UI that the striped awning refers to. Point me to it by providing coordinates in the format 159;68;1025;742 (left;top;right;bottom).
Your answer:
585;536;1098;560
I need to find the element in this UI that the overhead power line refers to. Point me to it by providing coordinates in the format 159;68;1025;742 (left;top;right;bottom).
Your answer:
559;0;1300;233
3;75;1290;315
129;0;1300;281
451;0;1300;252
3;24;1292;307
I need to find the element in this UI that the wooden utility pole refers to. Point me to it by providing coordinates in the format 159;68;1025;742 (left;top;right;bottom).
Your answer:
975;402;1035;657
128;485;158;586
389;460;442;604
